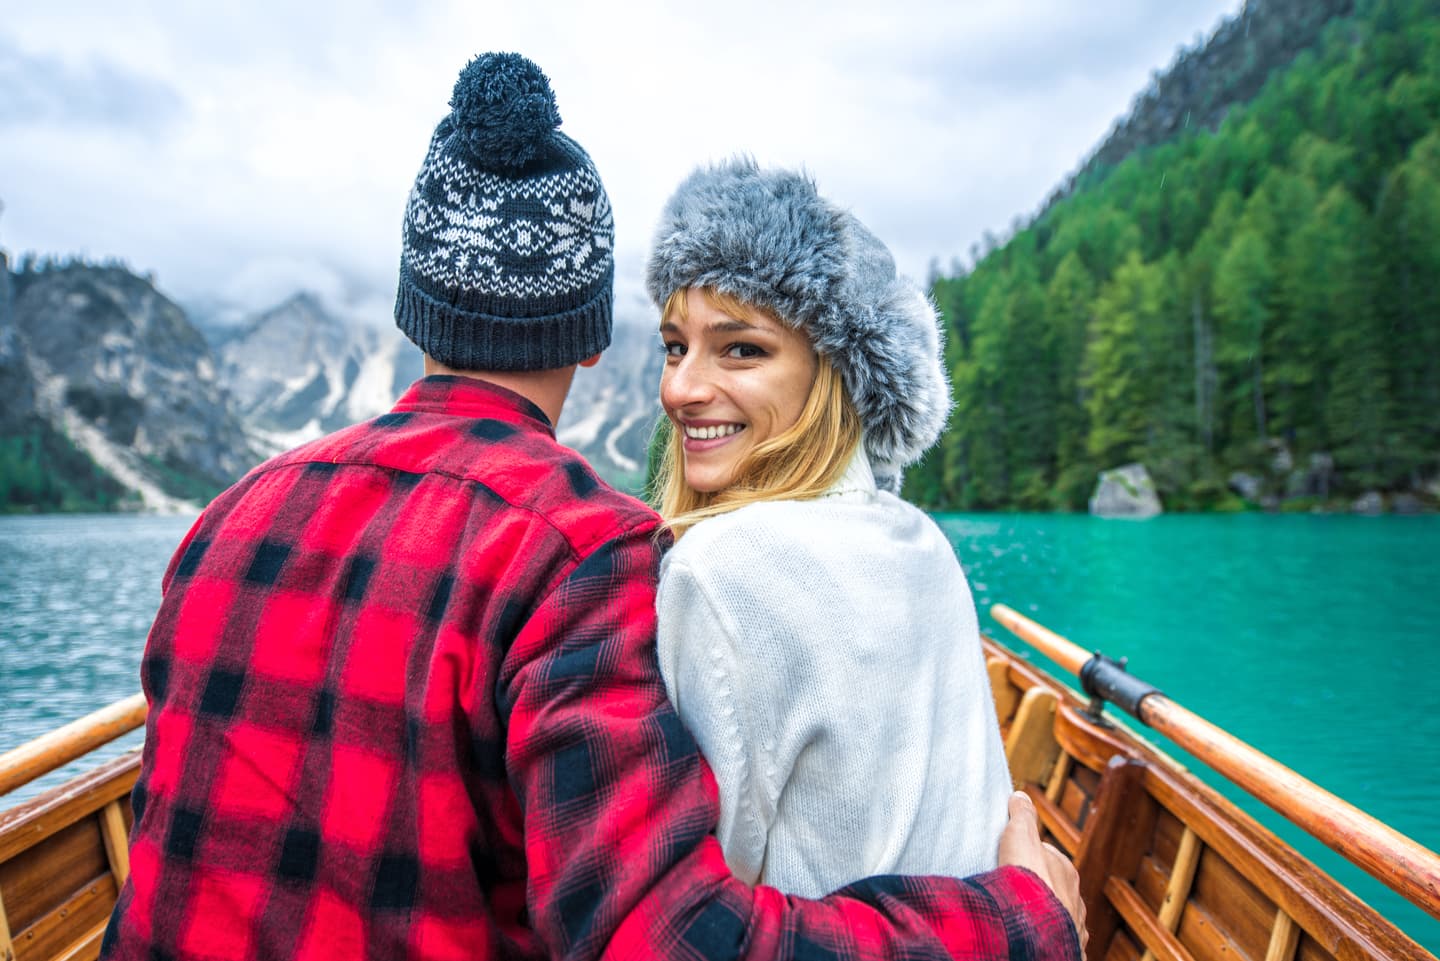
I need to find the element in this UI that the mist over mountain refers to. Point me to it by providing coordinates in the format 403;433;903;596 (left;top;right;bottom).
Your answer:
215;292;424;453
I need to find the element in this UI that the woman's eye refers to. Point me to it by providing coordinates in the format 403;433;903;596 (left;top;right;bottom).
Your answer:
726;343;765;359
661;341;686;357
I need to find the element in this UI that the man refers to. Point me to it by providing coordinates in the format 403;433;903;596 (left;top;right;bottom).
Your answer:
101;52;1083;961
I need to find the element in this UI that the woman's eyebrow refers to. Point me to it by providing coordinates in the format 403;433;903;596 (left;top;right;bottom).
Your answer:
660;317;773;335
710;318;765;333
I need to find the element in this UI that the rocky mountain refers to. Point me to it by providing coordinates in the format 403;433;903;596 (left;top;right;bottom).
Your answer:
0;254;32;432
4;261;258;512
214;289;662;487
555;296;664;493
0;256;664;511
216;292;424;455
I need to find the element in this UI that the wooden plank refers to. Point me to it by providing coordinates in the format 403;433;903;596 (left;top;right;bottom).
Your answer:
987;657;1021;729
983;639;1089;714
1;888;14;961
1190;844;1278;959
0;818;109;935
0;696;145;800
1106;878;1197;961
50;919;108;961
1052;756;1104;839
0;755;140;865
1141;696;1440;922
1297;931;1341;961
1159;828;1202;930
1025;784;1082;855
1150;806;1185;868
1140;827;1202;961
1005;687;1060;786
1104;928;1144;961
1076;757;1156;955
1133;855;1170;913
1053;703;1133;776
1266;912;1301;961
1174;898;1252;961
98;804;129;886
1144;767;1431;961
9;875;115;961
1046;752;1073;803
1058;775;1091;829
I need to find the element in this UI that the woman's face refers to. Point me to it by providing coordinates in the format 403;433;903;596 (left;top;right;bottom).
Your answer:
660;288;818;494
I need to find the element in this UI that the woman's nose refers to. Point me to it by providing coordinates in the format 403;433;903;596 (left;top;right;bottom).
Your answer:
661;354;714;409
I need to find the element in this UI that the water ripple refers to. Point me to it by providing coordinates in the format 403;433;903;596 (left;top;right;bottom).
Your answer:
1;514;195;802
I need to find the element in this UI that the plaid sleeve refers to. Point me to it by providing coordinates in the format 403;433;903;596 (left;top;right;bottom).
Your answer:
499;527;1081;961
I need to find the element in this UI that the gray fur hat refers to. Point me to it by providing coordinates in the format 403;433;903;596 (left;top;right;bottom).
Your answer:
645;156;951;490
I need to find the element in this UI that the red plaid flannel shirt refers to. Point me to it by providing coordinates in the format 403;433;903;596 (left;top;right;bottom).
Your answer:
101;375;1078;961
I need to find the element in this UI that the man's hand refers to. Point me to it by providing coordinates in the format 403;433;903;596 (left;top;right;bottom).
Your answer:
998;790;1088;957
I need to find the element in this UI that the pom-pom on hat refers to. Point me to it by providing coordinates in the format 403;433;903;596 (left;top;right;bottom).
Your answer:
395;52;614;372
645;157;951;490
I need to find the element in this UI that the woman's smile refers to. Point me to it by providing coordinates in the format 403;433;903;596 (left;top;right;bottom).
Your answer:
681;421;747;447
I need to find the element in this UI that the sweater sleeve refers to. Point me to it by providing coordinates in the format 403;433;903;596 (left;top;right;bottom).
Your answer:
499;524;1081;961
655;553;776;884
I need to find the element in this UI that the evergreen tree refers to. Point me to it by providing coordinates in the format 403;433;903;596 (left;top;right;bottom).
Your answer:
1084;253;1167;469
1374;131;1440;482
1045;253;1097;506
1212;229;1276;454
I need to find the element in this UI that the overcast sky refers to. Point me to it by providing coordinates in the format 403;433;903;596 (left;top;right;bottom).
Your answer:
1;1;1241;327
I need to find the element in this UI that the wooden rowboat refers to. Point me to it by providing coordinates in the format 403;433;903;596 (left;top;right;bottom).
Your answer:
2;608;1437;961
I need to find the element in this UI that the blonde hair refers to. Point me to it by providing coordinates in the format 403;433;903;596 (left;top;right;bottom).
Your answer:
655;287;862;539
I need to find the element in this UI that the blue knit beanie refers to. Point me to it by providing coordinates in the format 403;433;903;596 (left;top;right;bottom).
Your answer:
394;53;614;371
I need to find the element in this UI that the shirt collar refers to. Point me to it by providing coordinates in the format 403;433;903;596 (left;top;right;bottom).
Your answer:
391;375;554;436
823;445;878;498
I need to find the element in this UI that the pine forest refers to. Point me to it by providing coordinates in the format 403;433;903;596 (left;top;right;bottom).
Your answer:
903;0;1440;512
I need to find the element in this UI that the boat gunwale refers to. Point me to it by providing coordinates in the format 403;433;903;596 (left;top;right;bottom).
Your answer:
983;634;1437;961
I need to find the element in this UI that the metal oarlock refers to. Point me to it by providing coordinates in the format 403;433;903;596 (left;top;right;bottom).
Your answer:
1078;650;1163;721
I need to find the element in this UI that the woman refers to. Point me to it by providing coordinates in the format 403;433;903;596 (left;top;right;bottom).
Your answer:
645;157;1013;898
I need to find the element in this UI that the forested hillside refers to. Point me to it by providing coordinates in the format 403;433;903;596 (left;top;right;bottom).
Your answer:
906;0;1440;512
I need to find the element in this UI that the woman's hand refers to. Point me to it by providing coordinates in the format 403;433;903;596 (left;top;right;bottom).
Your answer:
998;791;1088;958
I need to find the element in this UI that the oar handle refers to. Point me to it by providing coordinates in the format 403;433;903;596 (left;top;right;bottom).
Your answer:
988;603;1440;921
0;693;148;798
991;604;1092;675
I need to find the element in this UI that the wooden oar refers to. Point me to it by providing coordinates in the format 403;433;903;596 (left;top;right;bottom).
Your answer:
0;693;147;798
990;603;1440;922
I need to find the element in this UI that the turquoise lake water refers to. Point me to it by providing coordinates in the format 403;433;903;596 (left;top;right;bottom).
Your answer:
2;512;1437;951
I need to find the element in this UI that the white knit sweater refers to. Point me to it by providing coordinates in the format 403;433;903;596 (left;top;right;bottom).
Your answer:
656;450;1011;897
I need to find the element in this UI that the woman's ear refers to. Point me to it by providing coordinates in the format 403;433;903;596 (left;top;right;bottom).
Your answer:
579;353;602;368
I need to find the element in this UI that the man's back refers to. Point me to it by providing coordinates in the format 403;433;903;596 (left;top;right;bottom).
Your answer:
104;375;666;960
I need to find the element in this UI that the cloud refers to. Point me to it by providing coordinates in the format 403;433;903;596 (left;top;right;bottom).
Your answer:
0;35;186;134
0;0;1245;314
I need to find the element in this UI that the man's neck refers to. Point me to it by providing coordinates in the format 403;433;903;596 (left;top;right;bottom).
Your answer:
422;356;577;426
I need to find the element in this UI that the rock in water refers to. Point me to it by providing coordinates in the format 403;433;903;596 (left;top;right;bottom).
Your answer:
1228;471;1264;503
1352;491;1384;515
1089;463;1163;518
